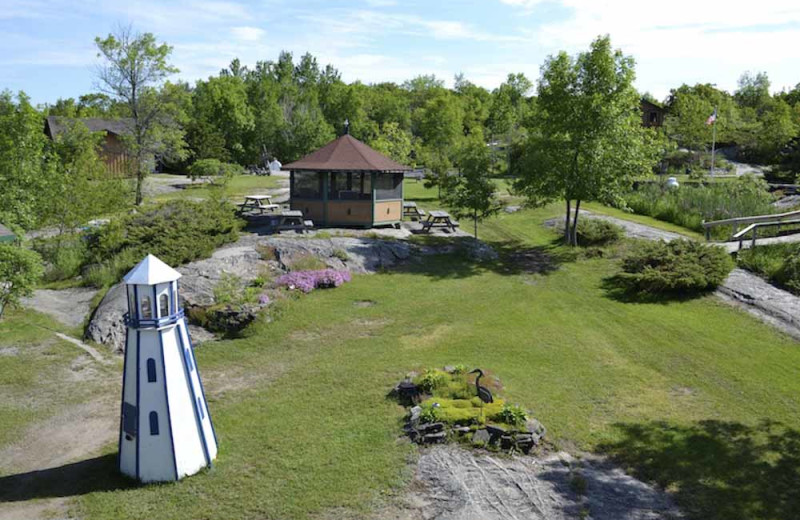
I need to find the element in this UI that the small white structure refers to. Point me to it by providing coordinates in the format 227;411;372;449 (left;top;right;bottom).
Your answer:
666;176;680;189
269;158;282;173
119;254;217;483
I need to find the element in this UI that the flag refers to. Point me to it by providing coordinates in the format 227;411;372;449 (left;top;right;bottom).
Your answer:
706;108;717;125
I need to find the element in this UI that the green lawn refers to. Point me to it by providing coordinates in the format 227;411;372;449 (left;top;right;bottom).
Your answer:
153;174;283;203
39;203;796;520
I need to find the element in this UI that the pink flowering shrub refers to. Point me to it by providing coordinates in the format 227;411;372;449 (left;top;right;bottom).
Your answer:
276;269;352;293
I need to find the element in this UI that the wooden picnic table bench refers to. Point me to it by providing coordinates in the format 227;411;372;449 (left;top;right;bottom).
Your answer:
274;210;313;233
421;210;459;233
237;195;280;215
403;201;427;221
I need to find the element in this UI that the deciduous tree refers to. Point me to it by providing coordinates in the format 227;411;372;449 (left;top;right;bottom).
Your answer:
516;36;658;246
95;26;187;205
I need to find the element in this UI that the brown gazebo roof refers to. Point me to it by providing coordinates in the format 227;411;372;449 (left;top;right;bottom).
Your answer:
284;134;411;172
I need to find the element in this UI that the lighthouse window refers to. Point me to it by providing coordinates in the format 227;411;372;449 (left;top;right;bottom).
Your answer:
146;358;157;382
149;411;159;435
184;348;194;372
159;294;169;317
197;397;205;419
140;296;152;319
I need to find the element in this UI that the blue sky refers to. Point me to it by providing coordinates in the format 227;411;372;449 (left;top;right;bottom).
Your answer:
2;0;800;105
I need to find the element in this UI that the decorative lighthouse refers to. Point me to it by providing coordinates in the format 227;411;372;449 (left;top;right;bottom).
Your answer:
118;254;217;482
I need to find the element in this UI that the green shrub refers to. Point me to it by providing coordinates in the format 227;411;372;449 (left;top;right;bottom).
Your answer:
0;245;43;318
83;200;241;287
741;243;800;295
31;235;89;282
493;404;528;427
416;369;449;393
616;239;734;294
256;244;278;262
332;248;349;261
575;219;623;246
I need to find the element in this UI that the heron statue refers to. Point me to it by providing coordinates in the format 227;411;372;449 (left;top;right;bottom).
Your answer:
469;369;493;423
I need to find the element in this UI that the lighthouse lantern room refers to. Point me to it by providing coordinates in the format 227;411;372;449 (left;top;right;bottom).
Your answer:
119;254;218;482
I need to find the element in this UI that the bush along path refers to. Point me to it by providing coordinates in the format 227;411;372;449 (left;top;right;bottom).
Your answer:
573;209;800;339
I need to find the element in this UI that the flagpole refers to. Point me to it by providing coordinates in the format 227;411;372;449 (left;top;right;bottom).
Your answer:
710;105;717;177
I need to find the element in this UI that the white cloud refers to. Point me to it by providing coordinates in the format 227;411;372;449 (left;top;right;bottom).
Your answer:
231;26;265;42
502;0;800;97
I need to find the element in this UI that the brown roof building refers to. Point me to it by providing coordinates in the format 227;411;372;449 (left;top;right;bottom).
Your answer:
45;116;133;174
284;133;411;227
640;99;665;128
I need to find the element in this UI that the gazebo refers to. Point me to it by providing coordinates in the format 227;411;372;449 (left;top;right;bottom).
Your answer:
284;132;411;227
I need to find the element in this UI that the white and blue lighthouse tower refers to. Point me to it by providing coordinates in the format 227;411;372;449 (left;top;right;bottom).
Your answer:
119;254;217;482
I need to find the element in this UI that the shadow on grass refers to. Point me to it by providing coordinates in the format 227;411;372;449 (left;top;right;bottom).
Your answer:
396;236;576;281
599;420;800;520
600;275;714;304
0;453;136;502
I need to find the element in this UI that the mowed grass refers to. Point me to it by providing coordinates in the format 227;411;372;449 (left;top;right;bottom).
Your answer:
65;204;800;520
153;174;283;202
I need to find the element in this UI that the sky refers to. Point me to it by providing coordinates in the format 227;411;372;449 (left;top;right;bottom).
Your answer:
2;0;800;105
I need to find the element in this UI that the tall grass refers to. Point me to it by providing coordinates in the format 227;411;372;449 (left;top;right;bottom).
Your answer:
623;177;775;239
738;243;800;295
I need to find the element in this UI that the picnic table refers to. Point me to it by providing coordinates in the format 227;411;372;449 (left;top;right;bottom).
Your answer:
273;210;314;233
421;210;459;233
237;195;280;215
403;201;427;221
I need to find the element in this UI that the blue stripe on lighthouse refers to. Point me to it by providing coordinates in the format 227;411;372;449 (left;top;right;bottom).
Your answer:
117;320;130;471
135;329;140;481
176;325;211;468
158;329;180;481
184;327;218;448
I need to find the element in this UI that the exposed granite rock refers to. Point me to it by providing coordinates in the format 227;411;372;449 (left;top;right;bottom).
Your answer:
84;283;127;353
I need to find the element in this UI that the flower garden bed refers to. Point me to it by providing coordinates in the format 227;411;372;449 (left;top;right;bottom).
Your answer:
393;366;546;454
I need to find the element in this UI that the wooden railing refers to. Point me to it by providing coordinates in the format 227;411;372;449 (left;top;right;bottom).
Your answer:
702;209;800;241
730;219;800;250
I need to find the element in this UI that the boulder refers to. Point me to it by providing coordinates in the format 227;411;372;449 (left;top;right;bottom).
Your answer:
84;283;127;353
177;245;270;308
472;429;491;445
265;237;413;274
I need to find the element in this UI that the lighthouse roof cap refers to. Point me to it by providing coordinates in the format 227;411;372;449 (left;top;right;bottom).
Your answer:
123;254;182;285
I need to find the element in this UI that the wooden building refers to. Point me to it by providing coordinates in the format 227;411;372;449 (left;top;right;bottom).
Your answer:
45;116;133;174
640;99;666;128
284;133;411;227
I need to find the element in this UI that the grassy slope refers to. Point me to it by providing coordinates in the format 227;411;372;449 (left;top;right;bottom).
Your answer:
68;200;800;519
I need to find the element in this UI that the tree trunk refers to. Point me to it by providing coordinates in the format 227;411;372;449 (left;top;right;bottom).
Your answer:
571;199;581;246
564;199;571;245
135;170;144;206
473;209;478;239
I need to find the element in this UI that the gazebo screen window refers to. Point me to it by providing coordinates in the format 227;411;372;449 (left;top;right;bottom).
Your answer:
375;173;403;200
293;171;323;200
329;172;371;200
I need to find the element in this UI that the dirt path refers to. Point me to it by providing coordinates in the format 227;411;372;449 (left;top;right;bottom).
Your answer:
21;288;98;329
385;445;681;520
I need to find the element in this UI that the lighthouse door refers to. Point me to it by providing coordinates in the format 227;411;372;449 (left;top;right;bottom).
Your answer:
122;402;138;439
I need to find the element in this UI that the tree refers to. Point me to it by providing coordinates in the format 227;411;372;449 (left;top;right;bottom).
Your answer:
369;122;413;165
189;74;254;163
0;244;43;320
415;93;463;196
0;91;54;231
443;136;501;238
47;120;130;240
95;26;187;205
736;72;771;112
516;36;658;246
